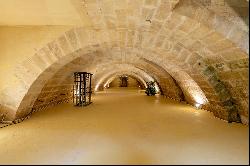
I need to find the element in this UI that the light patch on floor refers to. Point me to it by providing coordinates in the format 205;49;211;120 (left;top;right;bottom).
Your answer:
0;88;248;165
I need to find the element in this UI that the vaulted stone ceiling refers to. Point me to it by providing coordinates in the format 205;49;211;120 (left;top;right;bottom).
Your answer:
0;0;248;125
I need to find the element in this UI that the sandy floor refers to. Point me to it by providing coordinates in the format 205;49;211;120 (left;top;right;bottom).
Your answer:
0;88;248;165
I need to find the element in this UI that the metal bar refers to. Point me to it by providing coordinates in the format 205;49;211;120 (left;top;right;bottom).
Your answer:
73;72;93;107
84;73;86;106
89;74;92;103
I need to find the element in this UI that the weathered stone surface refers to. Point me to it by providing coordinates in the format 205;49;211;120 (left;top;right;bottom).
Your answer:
0;0;248;125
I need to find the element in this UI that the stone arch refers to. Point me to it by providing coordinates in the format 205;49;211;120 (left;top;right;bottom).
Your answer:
102;73;147;89
0;21;247;124
92;65;153;91
12;45;206;122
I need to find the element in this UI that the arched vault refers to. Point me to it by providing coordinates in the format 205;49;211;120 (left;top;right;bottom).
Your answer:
0;0;248;125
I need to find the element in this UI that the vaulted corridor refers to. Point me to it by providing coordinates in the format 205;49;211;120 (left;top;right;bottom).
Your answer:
0;0;249;165
0;88;248;165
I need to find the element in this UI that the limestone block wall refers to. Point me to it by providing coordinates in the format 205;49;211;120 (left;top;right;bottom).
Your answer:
0;26;74;91
109;76;141;88
102;72;147;89
0;26;74;121
32;84;72;113
127;77;141;88
0;26;247;123
0;0;248;125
